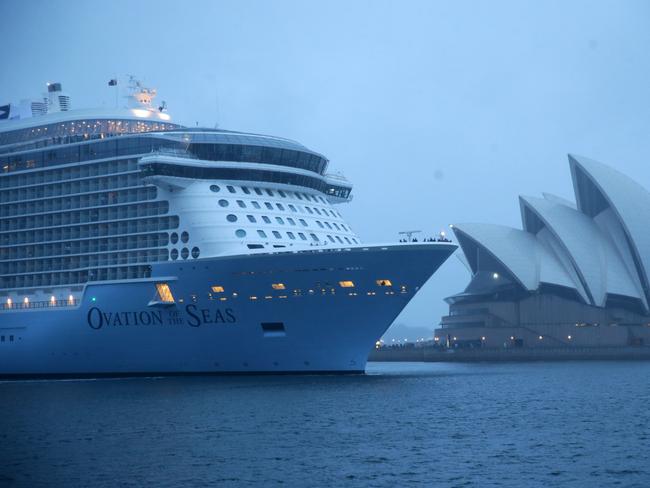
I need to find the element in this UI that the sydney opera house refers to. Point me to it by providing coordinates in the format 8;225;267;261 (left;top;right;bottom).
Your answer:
437;155;650;349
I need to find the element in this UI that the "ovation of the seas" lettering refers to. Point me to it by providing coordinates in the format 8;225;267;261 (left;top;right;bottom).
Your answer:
87;305;236;330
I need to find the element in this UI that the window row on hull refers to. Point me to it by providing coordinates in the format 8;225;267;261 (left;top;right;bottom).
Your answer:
0;186;156;218
1;248;168;276
0;201;168;232
1;216;180;246
142;163;352;199
0;233;169;260
1;264;153;291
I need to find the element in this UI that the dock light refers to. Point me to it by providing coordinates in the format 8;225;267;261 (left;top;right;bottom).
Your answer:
492;272;499;279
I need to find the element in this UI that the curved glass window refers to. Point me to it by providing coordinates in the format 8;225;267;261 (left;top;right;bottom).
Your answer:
191;247;200;258
265;202;273;210
266;189;274;197
210;185;220;193
276;203;285;211
298;232;307;240
227;185;236;193
344;237;351;244
226;214;237;222
305;207;313;214
299;219;307;226
325;222;332;230
272;231;282;239
170;232;179;244
254;188;263;195
181;231;189;243
327;235;335;243
287;218;296;226
181;247;190;259
278;190;286;198
310;233;319;241
235;229;246;238
237;200;246;208
218;199;229;207
141;163;352;199
170;248;179;260
276;217;284;225
288;204;297;212
247;215;257;223
242;187;251;194
262;216;271;224
287;231;296;240
336;236;343;243
257;229;267;238
316;221;324;228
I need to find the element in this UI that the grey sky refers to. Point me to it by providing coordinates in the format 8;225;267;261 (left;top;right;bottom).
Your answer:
2;0;649;336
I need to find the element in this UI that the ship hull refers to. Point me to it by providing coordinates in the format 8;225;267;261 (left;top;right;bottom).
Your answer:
0;244;454;377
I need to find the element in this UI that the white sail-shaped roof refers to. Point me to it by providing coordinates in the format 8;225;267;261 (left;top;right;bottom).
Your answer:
452;223;582;295
570;155;650;305
519;195;643;307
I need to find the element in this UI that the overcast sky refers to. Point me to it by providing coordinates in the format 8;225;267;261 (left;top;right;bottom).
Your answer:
2;0;649;337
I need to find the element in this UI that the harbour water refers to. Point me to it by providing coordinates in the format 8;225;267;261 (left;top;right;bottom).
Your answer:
1;361;649;487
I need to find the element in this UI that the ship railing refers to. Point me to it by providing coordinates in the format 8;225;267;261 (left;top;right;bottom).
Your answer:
149;146;198;159
3;299;77;310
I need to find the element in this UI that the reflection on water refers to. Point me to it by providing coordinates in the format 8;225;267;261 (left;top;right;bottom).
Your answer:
1;361;649;487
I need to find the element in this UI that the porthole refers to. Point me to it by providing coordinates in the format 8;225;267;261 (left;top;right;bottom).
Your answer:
235;229;247;238
227;214;237;222
181;231;189;243
191;247;200;259
218;199;229;207
181;247;190;259
170;232;179;244
170;248;179;260
210;185;220;193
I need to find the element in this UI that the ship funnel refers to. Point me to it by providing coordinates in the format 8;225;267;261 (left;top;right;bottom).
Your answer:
47;82;71;112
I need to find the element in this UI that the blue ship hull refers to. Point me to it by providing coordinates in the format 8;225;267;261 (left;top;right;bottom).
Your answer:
0;244;454;377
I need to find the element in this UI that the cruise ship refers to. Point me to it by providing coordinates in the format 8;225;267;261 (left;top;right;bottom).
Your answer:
0;78;456;377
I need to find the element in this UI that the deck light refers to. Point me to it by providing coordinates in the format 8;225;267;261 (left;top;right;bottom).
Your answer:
492;272;499;279
211;286;225;293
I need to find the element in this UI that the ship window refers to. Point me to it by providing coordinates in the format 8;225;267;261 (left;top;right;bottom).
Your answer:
265;202;273;210
247;215;257;223
181;232;189;243
235;229;247;238
266;189;274;196
305;207;313;214
278;190;286;198
339;281;355;288
242;187;251;194
299;219;308;226
298;232;307;240
170;232;179;244
272;283;286;290
345;237;352;244
287;218;296;225
276;203;285;211
335;236;343;243
227;214;237;222
333;223;341;230
191;247;200;258
316;221;324;228
237;200;246;208
248;244;263;249
171;249;179;260
310;233;319;241
227;185;236;193
218;199;229;207
327;235;335;243
314;208;322;215
210;185;220;193
262;216;271;224
287;232;296;240
376;279;392;287
211;285;225;293
252;201;261;209
295;193;303;200
257;230;268;238
325;222;333;229
254;188;263;195
272;231;282;239
155;283;175;303
181;247;190;259
276;217;284;225
289;204;297;212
